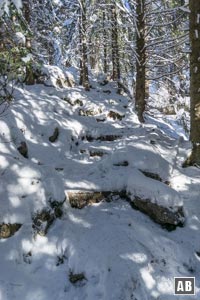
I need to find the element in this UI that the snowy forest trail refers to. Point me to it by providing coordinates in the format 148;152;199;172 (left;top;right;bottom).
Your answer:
0;77;200;300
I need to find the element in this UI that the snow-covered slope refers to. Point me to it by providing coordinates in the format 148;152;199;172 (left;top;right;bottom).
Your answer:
0;74;200;300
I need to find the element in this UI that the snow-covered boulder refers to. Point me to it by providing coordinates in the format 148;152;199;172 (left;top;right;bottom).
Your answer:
44;176;66;205
41;65;75;88
131;197;184;229
127;169;185;229
101;144;172;183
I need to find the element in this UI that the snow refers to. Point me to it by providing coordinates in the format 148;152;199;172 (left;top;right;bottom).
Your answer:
0;68;200;300
13;32;26;46
194;66;198;74
179;6;190;13
0;0;22;15
127;169;182;208
21;54;33;64
197;14;200;24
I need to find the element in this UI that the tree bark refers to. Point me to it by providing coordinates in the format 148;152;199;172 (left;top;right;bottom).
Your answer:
79;0;90;91
135;0;148;123
184;0;200;166
103;10;108;74
110;2;121;93
22;0;35;85
22;0;31;24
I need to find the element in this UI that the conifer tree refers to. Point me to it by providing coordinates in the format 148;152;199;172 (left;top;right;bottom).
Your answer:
184;0;200;166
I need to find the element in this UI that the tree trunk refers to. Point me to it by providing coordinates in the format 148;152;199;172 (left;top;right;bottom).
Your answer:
22;0;35;85
79;20;83;86
22;0;31;24
79;0;90;91
110;2;121;93
25;63;35;85
135;0;148;123
184;0;200;166
103;10;108;74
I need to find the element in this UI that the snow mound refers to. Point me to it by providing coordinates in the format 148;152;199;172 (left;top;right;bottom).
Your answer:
41;65;76;88
127;169;182;209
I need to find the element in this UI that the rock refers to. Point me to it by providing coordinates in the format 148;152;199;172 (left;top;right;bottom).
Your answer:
108;111;125;121
69;271;87;286
0;223;22;238
63;97;83;107
89;150;106;157
32;198;65;236
32;209;55;236
23;251;32;264
49;200;64;218
140;170;163;181
74;99;83;106
68;191;127;209
131;197;185;230
49;127;59;143
103;90;111;94
31;67;47;84
55;167;64;172
42;65;75;88
98;135;122;142
17;141;28;158
56;78;65;88
79;108;102;116
64;76;74;87
113;161;129;166
36;75;47;84
56;255;66;266
63;96;72;105
80;149;106;157
68;192;104;209
139;170;170;185
57;74;75;88
80;149;87;154
96;118;106;122
85;134;122;142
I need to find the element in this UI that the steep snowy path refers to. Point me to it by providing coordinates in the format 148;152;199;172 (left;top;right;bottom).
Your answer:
0;78;199;300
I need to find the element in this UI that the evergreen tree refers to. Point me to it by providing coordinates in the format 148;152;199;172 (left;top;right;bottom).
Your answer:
79;0;90;91
184;0;200;166
135;0;148;122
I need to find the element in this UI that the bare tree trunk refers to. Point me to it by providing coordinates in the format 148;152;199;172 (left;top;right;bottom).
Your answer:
103;10;108;74
135;0;148;123
79;0;90;91
110;2;121;93
79;19;83;86
184;0;200;166
22;0;31;23
89;36;96;70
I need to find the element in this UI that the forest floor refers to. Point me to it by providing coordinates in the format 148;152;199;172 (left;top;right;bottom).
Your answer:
0;70;200;300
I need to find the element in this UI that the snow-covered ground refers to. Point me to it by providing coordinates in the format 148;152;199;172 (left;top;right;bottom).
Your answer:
0;73;200;300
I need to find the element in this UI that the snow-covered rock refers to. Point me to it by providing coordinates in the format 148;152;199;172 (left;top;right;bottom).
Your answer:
41;65;76;88
131;196;184;228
